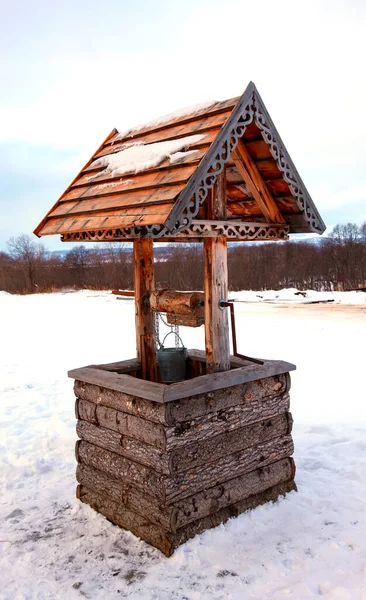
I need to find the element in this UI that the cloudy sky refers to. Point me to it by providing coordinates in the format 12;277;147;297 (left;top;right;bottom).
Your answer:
1;0;365;251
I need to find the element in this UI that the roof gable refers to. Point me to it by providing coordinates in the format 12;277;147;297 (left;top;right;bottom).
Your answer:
34;83;325;241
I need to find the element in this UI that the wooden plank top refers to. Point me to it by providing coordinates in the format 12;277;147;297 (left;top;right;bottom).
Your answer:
34;82;325;240
68;353;296;404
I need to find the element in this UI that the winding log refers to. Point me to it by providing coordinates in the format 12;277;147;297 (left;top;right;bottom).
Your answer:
76;457;295;532
150;290;204;315
76;434;294;504
78;477;297;556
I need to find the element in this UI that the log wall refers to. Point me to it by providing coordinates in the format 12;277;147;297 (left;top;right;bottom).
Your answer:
72;363;297;556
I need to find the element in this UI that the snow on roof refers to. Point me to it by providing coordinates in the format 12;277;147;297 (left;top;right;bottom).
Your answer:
91;134;205;178
118;101;217;138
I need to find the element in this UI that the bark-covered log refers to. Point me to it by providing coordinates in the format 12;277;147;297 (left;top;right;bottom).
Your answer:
74;373;289;427
78;477;297;556
76;420;171;475
165;393;290;451
76;457;295;532
164;435;294;503
150;290;204;315
77;411;291;476
172;456;296;530
76;463;172;530
168;373;288;424
169;412;292;474
74;380;169;425
76;398;166;450
76;390;290;452
77;434;294;504
77;440;165;500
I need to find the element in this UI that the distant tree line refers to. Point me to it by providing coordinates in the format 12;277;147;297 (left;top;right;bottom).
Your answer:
0;222;365;295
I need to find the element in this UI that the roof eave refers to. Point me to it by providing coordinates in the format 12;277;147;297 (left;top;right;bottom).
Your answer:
33;128;118;238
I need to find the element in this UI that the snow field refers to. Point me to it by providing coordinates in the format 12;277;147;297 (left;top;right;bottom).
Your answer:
0;290;365;599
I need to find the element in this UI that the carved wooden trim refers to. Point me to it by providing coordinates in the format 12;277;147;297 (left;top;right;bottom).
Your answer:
252;91;325;233
61;221;289;242
165;85;256;231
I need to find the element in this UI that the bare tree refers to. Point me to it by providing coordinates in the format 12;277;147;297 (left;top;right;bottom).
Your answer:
7;235;47;293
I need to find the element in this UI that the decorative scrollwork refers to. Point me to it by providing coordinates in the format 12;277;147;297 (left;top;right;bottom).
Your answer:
61;222;289;242
182;222;289;240
253;94;325;234
170;93;256;231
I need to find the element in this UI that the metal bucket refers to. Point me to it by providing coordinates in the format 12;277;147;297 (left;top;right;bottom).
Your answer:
157;332;187;383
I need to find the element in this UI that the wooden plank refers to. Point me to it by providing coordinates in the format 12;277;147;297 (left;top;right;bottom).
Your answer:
78;477;296;556
242;139;273;161
70;357;295;404
76;457;295;532
108;98;239;145
164;358;296;401
188;348;263;369
207;167;227;219
227;200;262;217
232;140;285;223
166;313;204;327
96;116;228;157
88;358;140;373
40;207;171;236
204;233;230;373
83;146;208;175
265;178;292;197
69;367;166;403
65;165;196;197
49;188;183;218
134;239;157;382
85;129;216;172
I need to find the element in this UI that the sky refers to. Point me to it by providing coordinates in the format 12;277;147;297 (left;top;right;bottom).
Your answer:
1;0;365;251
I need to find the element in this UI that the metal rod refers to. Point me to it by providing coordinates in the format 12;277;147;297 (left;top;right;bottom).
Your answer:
219;301;264;365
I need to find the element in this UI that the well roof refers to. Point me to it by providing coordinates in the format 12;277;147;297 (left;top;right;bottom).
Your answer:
34;82;325;242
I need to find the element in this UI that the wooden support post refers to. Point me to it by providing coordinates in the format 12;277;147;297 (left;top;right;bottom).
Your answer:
133;239;157;382
204;173;230;373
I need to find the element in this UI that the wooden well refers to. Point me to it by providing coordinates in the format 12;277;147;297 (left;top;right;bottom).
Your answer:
71;353;296;556
34;81;325;555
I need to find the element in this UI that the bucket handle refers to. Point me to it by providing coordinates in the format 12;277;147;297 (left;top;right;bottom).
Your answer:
160;331;185;349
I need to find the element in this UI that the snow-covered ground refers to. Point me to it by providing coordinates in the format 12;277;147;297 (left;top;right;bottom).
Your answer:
1;290;365;600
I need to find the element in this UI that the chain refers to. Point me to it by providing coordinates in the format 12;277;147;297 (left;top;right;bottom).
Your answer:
155;313;180;348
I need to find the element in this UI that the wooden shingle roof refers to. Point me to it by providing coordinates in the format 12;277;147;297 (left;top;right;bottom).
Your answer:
34;82;325;243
